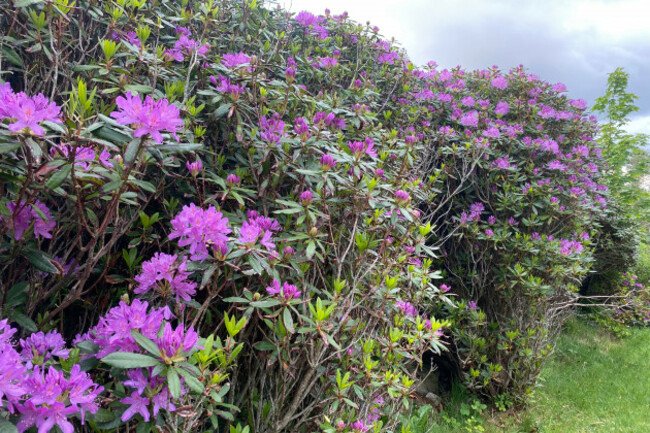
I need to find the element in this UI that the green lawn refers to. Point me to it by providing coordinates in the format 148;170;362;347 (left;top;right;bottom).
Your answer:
510;319;650;433
409;319;650;433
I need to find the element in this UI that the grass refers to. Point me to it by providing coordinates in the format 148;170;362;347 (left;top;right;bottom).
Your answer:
409;319;650;433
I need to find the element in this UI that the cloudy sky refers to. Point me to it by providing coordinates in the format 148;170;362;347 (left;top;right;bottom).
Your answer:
280;0;650;136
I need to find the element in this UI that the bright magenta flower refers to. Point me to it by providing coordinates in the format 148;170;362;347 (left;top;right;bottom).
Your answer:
169;203;231;261
110;92;182;143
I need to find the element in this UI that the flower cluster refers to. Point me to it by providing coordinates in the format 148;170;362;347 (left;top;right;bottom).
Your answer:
259;113;286;145
238;210;281;250
135;253;197;302
169;203;231;261
266;279;302;300
0;83;62;135
0;321;102;433
110;92;183;143
4;200;56;240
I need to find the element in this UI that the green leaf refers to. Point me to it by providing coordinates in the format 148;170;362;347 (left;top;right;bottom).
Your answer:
283;308;295;334
0;419;18;433
102;352;160;368
250;299;281;308
214;103;232;118
22;248;57;273
14;0;43;7
306;241;316;259
177;367;205;393
5;282;28;308
46;164;71;189
130;330;161;357
124;137;141;165
1;46;22;67
12;312;37;333
167;368;181;399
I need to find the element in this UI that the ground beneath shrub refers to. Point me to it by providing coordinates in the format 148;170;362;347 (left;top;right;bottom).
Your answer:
485;319;650;432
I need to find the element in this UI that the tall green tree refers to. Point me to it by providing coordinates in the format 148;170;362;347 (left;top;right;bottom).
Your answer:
592;67;650;224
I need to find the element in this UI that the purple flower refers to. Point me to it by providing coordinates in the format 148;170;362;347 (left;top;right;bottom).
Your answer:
0;85;62;136
89;299;171;358
294;117;310;140
156;322;199;359
266;279;302;300
494;101;509;116
547;160;567;171
483;126;501;138
396;301;418;317
317;57;338;69
226;173;241;186
221;52;251;69
135;253;197;302
348;138;377;158
440;284;451;293
395;189;410;205
169;203;231;261
484;229;494;237
320;154;337;170
121;392;150;422
17;364;102;432
20;330;69;364
537;105;557;119
493;156;512;169
4;200;55;240
300;190;313;205
312;111;346;130
350;420;372;432
259;113;286;145
210;75;245;100
459;110;479;128
186;160;202;177
491;76;508;90
110;92;183;143
466;301;478;311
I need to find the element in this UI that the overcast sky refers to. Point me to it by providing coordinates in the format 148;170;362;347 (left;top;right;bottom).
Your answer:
280;0;650;136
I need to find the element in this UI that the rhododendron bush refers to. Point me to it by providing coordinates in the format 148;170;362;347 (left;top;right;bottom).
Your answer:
0;1;448;432
0;0;630;431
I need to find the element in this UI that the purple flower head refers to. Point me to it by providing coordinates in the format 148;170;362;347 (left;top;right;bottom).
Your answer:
110;92;182;143
440;284;451;293
20;330;69;364
350;420;373;432
320;153;337;170
221;52;251;69
395;189;410;205
348;138;377;159
396;301;418;317
547;160;567;171
226;173;241;186
156;322;199;359
135;253;197;303
238;213;280;250
466;301;478;311
300;190;313;205
4;200;56;240
121;392;150;422
0;85;62;135
211;75;245;99
484;229;494;237
89;299;172;358
538;104;557;119
266;279;302;300
259;113;286;145
312;111;346;130
483;126;501;138
169;203;231;261
283;246;295;257
491;76;508;90
459;110;479;128
17;365;102;432
493;156;512;169
186;160;202;177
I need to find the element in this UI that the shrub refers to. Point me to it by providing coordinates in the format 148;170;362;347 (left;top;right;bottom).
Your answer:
0;1;450;431
412;67;609;398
